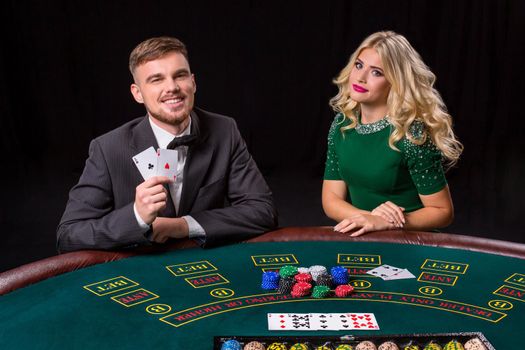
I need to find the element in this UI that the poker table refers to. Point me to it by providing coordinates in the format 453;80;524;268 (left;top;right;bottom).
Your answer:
1;227;525;349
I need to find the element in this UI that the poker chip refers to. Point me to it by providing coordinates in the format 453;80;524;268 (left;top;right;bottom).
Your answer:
335;345;354;350
291;281;312;297
267;342;287;350
309;265;328;282
423;342;442;350
316;346;332;350
297;267;310;274
312;285;331;298
316;273;333;288
355;340;377;350
403;345;420;350
290;343;308;350
279;265;299;278
261;271;280;290
443;340;464;350
244;341;266;350
464;338;487;350
294;272;313;283
330;266;349;285
222;339;242;350
378;341;399;350
277;276;295;294
334;284;354;297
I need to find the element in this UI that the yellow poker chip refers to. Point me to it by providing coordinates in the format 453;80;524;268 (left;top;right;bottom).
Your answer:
404;346;420;350
290;344;308;350
316;346;331;350
267;343;287;350
336;345;354;350
423;342;442;350
443;340;464;350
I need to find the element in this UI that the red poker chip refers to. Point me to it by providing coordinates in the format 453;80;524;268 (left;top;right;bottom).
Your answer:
294;273;313;283
335;284;354;297
291;282;312;297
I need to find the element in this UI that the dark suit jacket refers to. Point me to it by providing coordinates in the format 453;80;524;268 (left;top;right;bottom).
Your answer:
57;108;278;252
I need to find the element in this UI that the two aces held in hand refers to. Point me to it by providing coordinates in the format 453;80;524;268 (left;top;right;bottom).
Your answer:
132;147;178;181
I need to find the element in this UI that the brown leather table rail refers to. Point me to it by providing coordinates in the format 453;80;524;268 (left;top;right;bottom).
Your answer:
2;227;525;296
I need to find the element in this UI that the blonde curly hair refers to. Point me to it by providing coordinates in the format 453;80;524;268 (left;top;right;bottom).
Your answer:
329;31;463;169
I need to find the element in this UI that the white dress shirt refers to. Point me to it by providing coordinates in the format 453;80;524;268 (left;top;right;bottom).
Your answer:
133;116;206;239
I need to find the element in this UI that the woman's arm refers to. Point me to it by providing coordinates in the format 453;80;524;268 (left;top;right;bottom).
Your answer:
322;180;398;235
404;185;454;230
322;180;368;221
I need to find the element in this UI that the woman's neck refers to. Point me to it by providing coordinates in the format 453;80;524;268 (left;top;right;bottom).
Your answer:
359;104;389;124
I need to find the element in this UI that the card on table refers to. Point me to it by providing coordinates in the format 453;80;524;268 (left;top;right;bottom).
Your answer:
366;264;403;279
267;313;379;331
383;268;415;280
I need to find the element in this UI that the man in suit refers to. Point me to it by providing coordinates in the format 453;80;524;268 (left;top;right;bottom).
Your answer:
57;36;278;252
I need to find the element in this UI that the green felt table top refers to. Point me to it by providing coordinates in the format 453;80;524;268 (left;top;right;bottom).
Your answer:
1;241;524;349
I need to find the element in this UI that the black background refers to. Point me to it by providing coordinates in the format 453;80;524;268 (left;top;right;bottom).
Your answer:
1;0;524;272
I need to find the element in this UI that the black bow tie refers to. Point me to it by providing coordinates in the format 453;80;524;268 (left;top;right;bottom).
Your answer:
166;134;198;149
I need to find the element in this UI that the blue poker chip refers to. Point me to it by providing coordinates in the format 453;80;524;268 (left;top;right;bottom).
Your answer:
330;266;349;285
261;271;280;290
221;339;242;350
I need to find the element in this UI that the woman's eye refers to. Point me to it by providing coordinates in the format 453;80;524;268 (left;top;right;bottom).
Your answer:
355;62;363;69
372;70;383;77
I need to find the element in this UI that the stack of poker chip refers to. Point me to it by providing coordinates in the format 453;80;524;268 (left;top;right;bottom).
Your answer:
335;284;354;297
312;285;331;299
260;264;353;299
291;281;312;297
309;265;328;282
261;271;280;290
221;339;242;350
330;266;350;285
244;341;266;350
277;276;295;294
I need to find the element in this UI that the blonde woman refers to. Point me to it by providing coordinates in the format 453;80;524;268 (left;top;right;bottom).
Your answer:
322;31;463;236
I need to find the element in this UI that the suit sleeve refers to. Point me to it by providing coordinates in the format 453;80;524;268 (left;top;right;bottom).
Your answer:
190;120;278;246
56;139;150;252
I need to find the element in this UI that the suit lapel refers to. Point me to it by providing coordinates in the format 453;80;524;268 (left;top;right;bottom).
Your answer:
130;116;176;218
178;110;213;215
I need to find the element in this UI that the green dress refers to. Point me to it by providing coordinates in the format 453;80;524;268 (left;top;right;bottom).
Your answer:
324;114;447;213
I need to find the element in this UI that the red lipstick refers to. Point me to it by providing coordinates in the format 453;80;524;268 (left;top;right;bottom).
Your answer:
352;84;368;93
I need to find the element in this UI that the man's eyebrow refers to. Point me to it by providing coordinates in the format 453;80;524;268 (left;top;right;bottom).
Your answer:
145;73;163;83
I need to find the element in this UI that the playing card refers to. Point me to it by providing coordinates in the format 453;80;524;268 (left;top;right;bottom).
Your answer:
156;148;179;180
348;313;380;330
132;147;157;180
309;313;333;330
268;313;379;331
267;313;312;330
366;264;403;279
383;268;416;280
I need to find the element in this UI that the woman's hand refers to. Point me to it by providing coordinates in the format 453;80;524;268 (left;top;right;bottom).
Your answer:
333;214;398;237
371;201;405;228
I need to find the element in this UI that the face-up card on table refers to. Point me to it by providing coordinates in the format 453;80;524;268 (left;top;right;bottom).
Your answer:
267;313;311;330
383;268;415;280
366;264;403;279
347;313;380;330
156;148;178;180
132;146;157;180
268;313;379;331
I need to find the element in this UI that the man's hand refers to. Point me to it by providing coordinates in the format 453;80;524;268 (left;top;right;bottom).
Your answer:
334;213;398;237
135;176;172;224
151;217;189;243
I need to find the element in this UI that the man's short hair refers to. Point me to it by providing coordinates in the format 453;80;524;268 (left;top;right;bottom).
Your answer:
129;36;189;74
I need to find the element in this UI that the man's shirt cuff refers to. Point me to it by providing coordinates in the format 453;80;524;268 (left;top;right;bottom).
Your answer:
133;203;151;231
182;215;206;238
